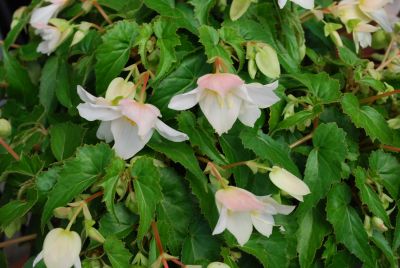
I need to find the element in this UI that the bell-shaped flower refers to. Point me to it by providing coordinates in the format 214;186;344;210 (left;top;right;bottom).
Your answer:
278;0;314;9
33;228;81;268
268;166;311;202
357;0;393;32
35;19;72;55
77;79;188;159
30;0;68;29
212;186;295;246
353;23;379;51
168;73;279;135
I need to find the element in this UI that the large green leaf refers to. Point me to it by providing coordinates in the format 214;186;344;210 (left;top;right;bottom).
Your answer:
99;203;138;239
95;21;140;93
341;93;393;144
131;157;162;242
326;184;375;266
188;0;216;25
104;236;132;268
370;231;397;268
41;143;114;228
50;122;85;161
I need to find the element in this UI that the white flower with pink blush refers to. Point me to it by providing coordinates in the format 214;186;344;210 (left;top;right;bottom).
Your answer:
212;186;295;246
168;73;280;135
30;0;68;29
77;78;188;159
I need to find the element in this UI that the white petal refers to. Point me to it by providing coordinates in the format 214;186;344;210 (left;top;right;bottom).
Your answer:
33;251;44;267
77;103;121;121
261;196;296;215
199;92;242;135
74;259;82;268
154;119;188;142
212;206;228;235
238;104;261;127
243;82;280;108
269;166;311;202
226;212;253;246
96;121;113;143
368;9;393;32
355;31;372;49
251;213;275;237
77;85;98;104
110;118;152;160
168;88;200;110
278;0;288;8
30;4;60;27
291;0;314;9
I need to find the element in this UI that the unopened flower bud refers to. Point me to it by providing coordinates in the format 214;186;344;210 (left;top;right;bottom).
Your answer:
229;0;252;21
0;119;12;138
372;29;390;49
125;191;138;213
11;6;26;29
372;217;388;232
364;215;372;236
82;0;93;12
207;262;230;268
53;207;73;219
87;227;105;243
255;43;280;79
388;116;400;129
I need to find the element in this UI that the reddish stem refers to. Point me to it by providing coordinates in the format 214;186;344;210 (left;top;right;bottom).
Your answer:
214;57;228;73
140;72;150;100
359;90;400;104
170;258;185;267
84;191;103;203
151;221;169;268
289;133;313;149
92;1;112;24
381;144;400;153
0;138;20;161
221;161;248;170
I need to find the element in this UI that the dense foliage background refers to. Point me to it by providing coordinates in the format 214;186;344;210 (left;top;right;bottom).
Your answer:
0;0;399;267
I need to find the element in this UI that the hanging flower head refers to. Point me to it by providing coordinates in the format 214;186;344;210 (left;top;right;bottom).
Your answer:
168;73;279;135
30;0;68;29
33;228;81;268
77;78;188;159
212;186;295;246
34;18;73;55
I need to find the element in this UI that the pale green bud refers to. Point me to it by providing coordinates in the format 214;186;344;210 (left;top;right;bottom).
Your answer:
125;191;138;213
82;1;93;13
0;119;12;138
207;262;230;268
87;227;105;243
248;58;257;79
255;44;280;79
71;22;92;47
364;215;372;236
53;207;73;219
372;217;388;232
372;29;390;49
229;0;252;21
10;6;26;29
388;117;400;129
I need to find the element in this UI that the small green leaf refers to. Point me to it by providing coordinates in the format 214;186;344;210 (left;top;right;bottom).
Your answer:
393;212;400;251
189;0;216;25
104;236;132;268
101;158;126;216
131;157;162;242
99;203;138;239
0;155;44;181
50;122;85;161
337;46;364;66
370;231;397;268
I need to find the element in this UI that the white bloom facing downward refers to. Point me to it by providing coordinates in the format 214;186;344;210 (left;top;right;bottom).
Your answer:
35;24;62;55
77;78;188;159
33;228;81;268
168;73;279;135
30;0;68;29
278;0;314;9
268;166;311;202
212;186;295;246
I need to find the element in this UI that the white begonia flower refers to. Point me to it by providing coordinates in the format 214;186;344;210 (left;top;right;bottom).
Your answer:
33;228;81;268
208;262;231;268
212;186;295;246
268;166;311;202
35;24;62;55
168;73;279;136
358;0;393;32
30;0;68;29
77;78;188;160
278;0;314;9
353;23;379;51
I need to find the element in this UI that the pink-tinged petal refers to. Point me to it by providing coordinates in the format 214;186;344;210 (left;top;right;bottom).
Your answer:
226;211;253;246
269;166;311;202
154;120;188;142
77;86;98;104
77;103;121;121
243;82;280;108
251;212;274;237
96;121;113;143
212;206;228;235
199;91;242;135
110;118;152;159
258;196;296;215
197;73;244;96
119;99;160;138
215;186;265;212
30;4;61;27
238;104;261;127
33;251;44;267
168;88;200;110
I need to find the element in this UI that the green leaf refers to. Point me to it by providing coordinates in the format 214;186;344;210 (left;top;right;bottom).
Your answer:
50;122;85;161
95;21;140;93
131;157;162;242
181;219;221;265
273;109;316;132
393;211;400;251
0;155;44;181
104;236;132;268
97;0;143;12
157;168;193;255
153;17;180;81
326;250;358;268
341;93;393;144
296;208;330;268
189;0;216;25
289;72;341;103
149;53;211;119
370;231;397;268
0;189;38;230
41;143;114;228
354;167;390;226
240;128;300;177
2;48;37;107
368;150;400;199
177;111;225;164
241;232;288;267
337;46;364;66
219;26;245;71
326;183;375;266
101;158;126;216
99;203;138;239
298;123;347;213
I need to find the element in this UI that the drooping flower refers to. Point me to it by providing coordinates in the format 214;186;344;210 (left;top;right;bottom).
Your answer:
278;0;314;9
268;166;311;202
30;0;68;29
168;73;279;135
33;228;81;268
34;19;72;55
212;186;295;246
77;78;188;159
